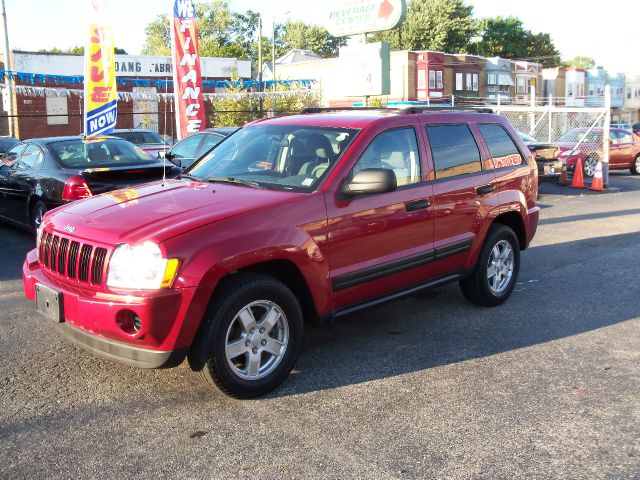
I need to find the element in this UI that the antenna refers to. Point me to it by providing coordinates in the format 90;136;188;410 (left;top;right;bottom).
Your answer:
162;72;169;185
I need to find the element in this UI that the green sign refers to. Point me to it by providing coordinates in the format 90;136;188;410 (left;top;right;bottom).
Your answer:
326;0;406;37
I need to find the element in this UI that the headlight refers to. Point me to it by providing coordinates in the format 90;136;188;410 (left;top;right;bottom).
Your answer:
560;149;576;157
106;242;179;290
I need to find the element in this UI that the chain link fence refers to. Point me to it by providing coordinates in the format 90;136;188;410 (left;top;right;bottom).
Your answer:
496;104;609;185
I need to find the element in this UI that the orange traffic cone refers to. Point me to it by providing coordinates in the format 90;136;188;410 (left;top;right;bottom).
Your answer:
571;158;584;188
590;160;604;191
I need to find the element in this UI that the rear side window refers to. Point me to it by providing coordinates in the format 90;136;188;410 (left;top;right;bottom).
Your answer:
478;124;524;168
426;124;482;179
15;144;45;171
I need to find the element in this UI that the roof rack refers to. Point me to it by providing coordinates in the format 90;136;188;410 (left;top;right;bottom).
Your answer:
299;107;402;114
400;106;494;114
299;106;494;115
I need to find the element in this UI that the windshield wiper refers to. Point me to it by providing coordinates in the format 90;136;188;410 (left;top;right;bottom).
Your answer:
207;177;263;189
179;173;202;181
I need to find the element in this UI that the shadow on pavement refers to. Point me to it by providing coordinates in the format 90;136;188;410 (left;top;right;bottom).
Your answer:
272;230;640;397
539;208;640;226
0;224;34;282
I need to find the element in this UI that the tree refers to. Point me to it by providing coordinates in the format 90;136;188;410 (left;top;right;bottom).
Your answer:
526;32;561;67
563;55;596;70
469;16;560;66
281;21;347;58
371;0;475;53
469;17;529;58
142;1;256;59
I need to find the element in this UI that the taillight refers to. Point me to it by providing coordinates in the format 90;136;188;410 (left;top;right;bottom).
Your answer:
62;175;93;201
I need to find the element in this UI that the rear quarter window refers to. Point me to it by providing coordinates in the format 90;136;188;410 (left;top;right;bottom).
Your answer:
478;124;524;168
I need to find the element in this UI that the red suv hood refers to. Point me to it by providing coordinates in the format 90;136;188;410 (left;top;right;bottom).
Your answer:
44;179;302;245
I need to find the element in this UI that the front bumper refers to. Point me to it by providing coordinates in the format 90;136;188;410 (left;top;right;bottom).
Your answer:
23;249;193;369
50;321;187;369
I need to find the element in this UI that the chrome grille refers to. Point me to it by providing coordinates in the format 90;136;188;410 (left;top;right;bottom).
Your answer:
39;231;109;286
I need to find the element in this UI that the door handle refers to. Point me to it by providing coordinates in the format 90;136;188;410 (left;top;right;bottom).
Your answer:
476;184;496;195
405;199;430;212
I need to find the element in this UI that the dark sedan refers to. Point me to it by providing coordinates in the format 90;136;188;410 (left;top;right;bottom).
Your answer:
0;136;181;232
162;127;239;170
110;129;171;157
0;136;19;154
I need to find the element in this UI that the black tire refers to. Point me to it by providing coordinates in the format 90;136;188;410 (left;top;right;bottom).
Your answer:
583;155;598;178
188;273;303;399
459;224;520;307
631;155;640;175
30;200;47;235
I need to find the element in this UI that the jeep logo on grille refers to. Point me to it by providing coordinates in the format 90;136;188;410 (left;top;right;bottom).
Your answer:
63;225;76;234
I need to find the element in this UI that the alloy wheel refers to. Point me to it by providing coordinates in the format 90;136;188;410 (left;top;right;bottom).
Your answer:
224;300;289;381
487;240;515;295
583;157;597;177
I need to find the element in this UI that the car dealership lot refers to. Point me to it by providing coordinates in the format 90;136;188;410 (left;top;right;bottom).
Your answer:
1;175;639;479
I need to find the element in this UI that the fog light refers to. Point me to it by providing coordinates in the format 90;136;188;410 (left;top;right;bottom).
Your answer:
116;310;142;336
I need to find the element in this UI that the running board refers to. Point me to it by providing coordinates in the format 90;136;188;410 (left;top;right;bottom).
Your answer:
330;271;470;321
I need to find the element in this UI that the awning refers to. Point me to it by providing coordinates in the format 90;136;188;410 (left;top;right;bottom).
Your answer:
498;74;515;86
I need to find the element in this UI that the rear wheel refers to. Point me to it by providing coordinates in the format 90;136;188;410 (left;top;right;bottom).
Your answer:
631;155;640;175
30;200;47;235
188;273;303;399
459;224;520;307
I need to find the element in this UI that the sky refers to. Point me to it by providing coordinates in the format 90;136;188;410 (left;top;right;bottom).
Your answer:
3;0;640;73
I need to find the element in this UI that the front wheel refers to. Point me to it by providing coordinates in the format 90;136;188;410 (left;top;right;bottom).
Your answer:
188;273;303;398
583;155;598;178
459;224;520;307
31;200;47;235
631;155;640;175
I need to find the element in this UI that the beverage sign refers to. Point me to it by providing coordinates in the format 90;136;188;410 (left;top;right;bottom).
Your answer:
84;0;117;137
326;0;406;37
170;0;206;140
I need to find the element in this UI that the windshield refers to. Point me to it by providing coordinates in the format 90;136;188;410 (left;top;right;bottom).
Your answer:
557;129;604;144
111;131;166;145
49;139;160;169
189;124;358;192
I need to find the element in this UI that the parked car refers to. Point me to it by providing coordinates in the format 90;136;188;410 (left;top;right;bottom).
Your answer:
557;128;640;177
610;123;632;132
633;123;640;135
111;129;171;157
0;136;181;232
0;136;19;155
23;108;539;398
162;127;240;169
518;132;561;180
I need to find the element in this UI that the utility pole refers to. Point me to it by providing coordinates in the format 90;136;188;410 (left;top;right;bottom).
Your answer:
1;0;14;137
258;16;263;116
272;19;276;114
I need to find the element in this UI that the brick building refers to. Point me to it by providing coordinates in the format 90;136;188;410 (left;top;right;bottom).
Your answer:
0;51;251;139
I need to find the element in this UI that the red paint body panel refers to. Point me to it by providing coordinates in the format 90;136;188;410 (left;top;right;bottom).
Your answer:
23;110;539;365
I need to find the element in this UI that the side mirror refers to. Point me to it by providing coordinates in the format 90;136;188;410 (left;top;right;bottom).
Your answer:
342;168;397;196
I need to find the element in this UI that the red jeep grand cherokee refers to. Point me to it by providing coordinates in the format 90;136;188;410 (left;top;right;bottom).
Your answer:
23;108;539;398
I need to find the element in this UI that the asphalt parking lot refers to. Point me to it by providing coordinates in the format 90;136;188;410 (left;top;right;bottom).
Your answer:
1;174;639;479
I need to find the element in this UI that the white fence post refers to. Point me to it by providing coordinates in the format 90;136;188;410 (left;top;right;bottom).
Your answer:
548;95;553;142
603;85;611;187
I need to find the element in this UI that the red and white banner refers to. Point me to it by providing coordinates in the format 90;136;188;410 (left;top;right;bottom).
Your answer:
170;0;206;140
